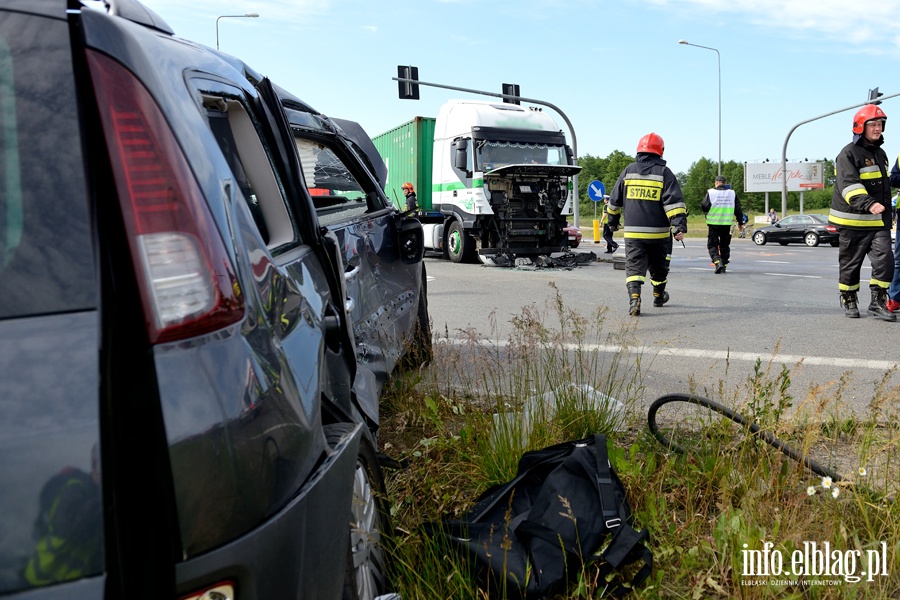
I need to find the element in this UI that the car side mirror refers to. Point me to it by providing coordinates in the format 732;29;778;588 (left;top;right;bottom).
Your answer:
398;217;424;264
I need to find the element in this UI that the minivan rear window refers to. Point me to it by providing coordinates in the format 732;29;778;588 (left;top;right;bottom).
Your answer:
0;9;102;595
0;11;95;320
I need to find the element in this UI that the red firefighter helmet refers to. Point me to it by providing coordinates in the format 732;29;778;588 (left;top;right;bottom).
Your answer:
852;104;887;134
401;182;414;192
636;132;665;156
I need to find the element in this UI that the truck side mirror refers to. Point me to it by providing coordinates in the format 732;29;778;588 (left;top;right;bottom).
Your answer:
453;139;468;171
565;145;575;165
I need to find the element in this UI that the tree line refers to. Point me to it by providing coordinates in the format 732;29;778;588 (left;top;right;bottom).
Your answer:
576;152;837;218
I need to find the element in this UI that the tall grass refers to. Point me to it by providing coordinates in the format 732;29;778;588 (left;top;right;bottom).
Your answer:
380;287;900;599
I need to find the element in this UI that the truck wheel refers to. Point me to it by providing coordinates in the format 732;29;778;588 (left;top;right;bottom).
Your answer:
446;220;474;263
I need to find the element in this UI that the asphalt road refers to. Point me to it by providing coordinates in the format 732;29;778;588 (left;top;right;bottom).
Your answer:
423;237;900;421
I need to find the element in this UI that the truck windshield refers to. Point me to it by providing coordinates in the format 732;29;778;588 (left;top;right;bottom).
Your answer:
477;141;565;171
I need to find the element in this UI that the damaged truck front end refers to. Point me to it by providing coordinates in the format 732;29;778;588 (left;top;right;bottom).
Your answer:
479;162;582;266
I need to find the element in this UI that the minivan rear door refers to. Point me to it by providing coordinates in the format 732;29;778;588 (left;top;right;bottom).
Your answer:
0;2;103;596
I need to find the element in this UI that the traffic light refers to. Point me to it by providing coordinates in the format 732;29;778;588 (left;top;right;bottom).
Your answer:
868;87;883;105
502;83;520;105
397;65;419;100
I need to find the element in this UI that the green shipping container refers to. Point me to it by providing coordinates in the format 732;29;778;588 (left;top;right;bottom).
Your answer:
372;117;436;211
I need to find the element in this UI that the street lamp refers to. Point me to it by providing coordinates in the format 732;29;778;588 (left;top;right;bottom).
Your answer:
679;39;721;176
216;13;259;50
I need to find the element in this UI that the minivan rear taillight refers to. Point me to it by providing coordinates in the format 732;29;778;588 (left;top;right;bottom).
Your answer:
87;51;243;344
180;582;235;600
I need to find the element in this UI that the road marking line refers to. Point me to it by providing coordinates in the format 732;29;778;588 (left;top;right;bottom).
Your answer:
758;260;790;264
440;338;898;371
763;273;822;278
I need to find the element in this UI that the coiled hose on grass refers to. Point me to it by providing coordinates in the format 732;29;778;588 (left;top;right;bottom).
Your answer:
647;393;843;483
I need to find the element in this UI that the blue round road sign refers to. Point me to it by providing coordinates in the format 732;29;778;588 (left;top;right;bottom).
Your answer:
588;180;605;202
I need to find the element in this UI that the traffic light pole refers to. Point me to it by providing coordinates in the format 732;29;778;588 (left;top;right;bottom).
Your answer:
781;90;900;216
393;75;582;228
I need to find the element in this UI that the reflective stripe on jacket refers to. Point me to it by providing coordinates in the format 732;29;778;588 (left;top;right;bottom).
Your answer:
24;470;102;586
830;137;892;230
607;153;687;240
703;187;736;226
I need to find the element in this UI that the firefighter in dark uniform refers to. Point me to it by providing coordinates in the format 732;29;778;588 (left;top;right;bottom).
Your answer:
402;182;418;213
608;133;687;316
830;104;896;321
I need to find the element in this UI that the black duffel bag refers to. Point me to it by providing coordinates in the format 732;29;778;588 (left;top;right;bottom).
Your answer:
427;433;652;599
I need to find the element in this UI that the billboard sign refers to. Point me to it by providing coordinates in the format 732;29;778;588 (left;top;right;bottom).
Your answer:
744;162;825;193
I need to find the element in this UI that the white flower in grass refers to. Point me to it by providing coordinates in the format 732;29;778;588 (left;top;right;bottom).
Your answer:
807;486;816;496
858;467;867;477
821;476;833;489
832;487;840;499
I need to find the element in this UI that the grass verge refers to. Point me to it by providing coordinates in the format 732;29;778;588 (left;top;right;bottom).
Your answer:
380;285;900;599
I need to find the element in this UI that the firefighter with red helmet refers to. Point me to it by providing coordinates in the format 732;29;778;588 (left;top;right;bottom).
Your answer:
830;104;896;321
608;133;687;316
401;182;418;213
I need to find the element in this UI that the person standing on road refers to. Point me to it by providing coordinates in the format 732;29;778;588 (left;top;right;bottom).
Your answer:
701;175;743;274
830;104;895;321
402;182;418;213
768;208;778;224
600;196;619;253
886;157;900;313
608;132;687;316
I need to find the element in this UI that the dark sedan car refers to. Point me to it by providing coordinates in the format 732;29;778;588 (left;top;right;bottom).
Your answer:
0;1;422;599
752;213;839;247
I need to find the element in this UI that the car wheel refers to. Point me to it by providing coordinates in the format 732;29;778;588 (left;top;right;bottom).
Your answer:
569;240;580;249
804;232;820;247
830;239;839;247
752;231;766;245
327;425;392;600
446;220;474;263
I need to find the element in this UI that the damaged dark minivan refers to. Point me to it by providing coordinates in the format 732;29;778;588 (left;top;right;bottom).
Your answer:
0;1;425;598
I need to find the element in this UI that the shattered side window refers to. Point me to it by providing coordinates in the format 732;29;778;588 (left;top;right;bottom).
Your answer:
294;137;371;226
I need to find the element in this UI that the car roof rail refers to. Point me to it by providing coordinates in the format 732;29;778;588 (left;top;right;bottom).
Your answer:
101;0;174;35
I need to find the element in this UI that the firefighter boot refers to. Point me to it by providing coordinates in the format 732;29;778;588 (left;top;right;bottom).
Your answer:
867;288;897;322
839;291;859;318
652;283;669;307
714;259;726;274
627;282;641;316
